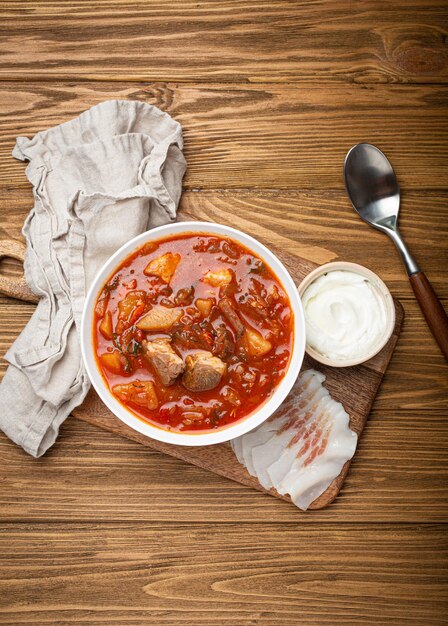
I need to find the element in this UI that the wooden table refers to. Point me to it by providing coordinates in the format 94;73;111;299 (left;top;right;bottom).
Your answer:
0;2;447;624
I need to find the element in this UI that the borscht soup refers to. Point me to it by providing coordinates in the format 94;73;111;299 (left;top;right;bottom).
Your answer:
93;233;294;432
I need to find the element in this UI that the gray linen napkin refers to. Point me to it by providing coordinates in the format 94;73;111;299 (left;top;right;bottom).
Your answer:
0;100;186;457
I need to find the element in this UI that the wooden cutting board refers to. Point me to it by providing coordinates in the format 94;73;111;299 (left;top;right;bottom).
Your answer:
72;241;404;510
0;231;403;510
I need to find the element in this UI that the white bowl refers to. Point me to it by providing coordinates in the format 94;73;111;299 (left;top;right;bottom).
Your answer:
81;221;306;446
298;261;395;367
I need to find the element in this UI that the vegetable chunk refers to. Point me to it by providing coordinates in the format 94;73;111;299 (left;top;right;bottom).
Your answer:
99;350;127;375
143;339;185;386
244;327;272;357
203;268;233;287
99;310;114;339
218;297;245;337
95;290;110;318
144;252;180;284
94;233;293;434
195;297;213;317
116;290;146;334
113;380;158;410
136;305;183;331
182;350;227;392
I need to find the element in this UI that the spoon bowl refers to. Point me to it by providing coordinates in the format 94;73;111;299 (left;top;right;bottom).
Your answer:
344;143;448;359
344;143;418;274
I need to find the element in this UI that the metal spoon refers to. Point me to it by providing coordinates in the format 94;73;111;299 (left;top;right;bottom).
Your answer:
344;143;448;360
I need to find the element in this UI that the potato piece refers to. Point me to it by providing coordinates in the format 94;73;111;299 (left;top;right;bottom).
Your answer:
195;297;213;317
113;380;158;410
136;305;183;331
99;310;114;339
203;268;233;287
99;350;125;375
144;252;180;284
244;327;272;357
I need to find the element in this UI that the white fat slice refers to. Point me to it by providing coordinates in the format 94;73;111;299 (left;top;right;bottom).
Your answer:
230;438;244;464
236;369;325;478
231;369;358;510
250;379;330;489
278;409;357;510
266;395;334;488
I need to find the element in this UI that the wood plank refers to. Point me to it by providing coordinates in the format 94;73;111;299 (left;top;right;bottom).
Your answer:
1;188;448;298
0;407;446;523
0;233;405;510
0;4;446;623
1;299;446;415
371;298;447;412
0;1;447;84
0;188;445;516
3;296;447;412
1;82;448;189
73;300;402;512
0;523;446;625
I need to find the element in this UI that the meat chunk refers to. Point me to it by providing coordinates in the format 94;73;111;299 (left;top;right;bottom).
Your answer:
136;305;183;331
144;252;180;284
182;350;226;392
218;297;245;337
143;339;185;386
113;380;158;410
203;268;233;287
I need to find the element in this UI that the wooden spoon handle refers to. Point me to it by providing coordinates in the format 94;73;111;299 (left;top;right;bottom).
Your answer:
410;271;448;360
0;239;39;303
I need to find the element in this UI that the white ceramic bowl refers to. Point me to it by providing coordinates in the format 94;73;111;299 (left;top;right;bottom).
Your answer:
81;221;306;446
298;261;395;367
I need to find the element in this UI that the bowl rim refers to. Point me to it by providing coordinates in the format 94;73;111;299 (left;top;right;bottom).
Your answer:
81;221;306;446
297;261;396;368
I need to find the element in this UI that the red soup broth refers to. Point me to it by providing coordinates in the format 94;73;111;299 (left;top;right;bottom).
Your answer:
93;233;294;432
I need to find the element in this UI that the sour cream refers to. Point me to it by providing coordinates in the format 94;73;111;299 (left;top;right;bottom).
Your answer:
302;270;388;362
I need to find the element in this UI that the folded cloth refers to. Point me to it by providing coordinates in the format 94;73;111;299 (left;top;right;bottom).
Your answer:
0;100;186;457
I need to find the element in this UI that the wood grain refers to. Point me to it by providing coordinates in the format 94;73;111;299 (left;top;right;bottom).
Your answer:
0;239;37;303
0;1;447;84
1;82;448;190
1;412;447;524
409;270;448;359
1;188;448;299
0;523;446;626
0;0;447;622
1;296;446;413
71;243;402;512
0;224;404;509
